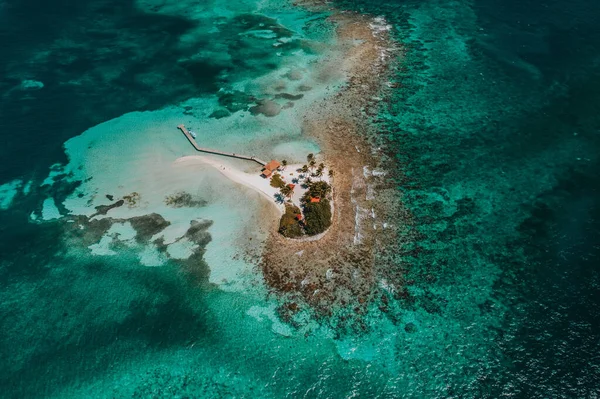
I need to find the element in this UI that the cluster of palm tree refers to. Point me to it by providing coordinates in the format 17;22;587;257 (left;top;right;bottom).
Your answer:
314;163;326;179
280;184;294;199
299;154;332;182
300;180;332;203
277;153;335;202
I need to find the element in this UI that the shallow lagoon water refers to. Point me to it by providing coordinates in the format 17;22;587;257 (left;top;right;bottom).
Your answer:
1;0;599;397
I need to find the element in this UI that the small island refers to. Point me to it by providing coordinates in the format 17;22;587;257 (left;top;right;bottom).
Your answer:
263;153;334;239
174;150;334;240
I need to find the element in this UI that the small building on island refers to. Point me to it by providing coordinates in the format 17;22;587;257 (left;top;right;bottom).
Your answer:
261;160;281;178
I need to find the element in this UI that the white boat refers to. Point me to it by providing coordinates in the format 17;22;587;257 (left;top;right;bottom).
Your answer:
189;130;197;139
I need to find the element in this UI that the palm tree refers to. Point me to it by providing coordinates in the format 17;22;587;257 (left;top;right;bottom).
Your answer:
318;163;325;170
307;153;314;163
281;159;288;170
280;185;293;199
314;167;324;180
300;165;309;174
328;169;334;179
309;159;316;171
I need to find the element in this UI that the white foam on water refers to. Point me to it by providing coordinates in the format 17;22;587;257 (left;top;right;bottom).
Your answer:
366;184;375;200
379;278;396;294
353;204;368;245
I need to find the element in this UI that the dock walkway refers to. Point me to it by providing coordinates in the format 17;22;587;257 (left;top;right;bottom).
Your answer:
177;124;267;166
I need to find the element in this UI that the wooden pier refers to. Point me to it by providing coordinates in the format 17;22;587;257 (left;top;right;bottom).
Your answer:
177;124;267;166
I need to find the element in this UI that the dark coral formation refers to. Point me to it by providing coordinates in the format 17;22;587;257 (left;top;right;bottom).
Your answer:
164;192;207;208
275;93;304;101
184;220;213;246
129;213;171;242
90;199;124;218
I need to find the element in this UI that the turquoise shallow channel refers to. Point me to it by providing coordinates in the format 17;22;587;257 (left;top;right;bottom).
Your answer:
1;0;599;397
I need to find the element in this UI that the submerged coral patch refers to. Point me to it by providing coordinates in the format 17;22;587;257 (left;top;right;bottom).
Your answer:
164;192;207;208
129;213;171;242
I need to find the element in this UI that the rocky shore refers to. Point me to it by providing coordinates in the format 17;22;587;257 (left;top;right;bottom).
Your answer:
261;6;411;331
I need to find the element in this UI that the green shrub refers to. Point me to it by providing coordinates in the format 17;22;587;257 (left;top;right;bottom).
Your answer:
270;173;285;189
303;199;331;235
301;181;332;203
278;205;303;238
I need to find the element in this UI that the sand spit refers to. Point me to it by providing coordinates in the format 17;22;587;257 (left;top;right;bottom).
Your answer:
174;156;333;221
174;155;285;214
260;7;409;328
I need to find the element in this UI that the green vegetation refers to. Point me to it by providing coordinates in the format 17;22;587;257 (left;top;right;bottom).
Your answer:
276;166;334;239
280;184;294;199
278;204;303;238
314;167;324;180
303;198;332;235
270;173;285;188
301;181;331;202
301;180;333;236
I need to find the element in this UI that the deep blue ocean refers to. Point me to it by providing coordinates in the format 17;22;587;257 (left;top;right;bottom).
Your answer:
1;0;599;397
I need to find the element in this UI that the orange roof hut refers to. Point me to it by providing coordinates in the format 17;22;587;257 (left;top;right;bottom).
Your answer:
264;160;281;171
261;159;281;178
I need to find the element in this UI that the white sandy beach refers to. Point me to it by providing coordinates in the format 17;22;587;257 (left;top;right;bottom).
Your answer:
174;155;285;214
174;155;332;217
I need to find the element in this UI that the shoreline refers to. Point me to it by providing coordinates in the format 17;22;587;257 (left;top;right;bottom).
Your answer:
173;155;285;215
174;155;336;240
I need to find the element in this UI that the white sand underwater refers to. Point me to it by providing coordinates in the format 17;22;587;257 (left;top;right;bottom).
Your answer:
33;8;349;291
35;104;314;290
36;88;336;290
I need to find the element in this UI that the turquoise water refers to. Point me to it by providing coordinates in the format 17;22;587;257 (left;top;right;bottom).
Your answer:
1;0;599;397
